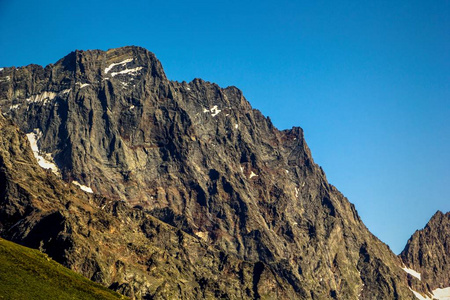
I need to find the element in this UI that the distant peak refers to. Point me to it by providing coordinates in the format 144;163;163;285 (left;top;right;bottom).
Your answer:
53;46;167;80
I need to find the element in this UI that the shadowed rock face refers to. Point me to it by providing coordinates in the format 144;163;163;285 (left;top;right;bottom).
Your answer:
401;211;450;290
0;46;421;299
0;113;297;299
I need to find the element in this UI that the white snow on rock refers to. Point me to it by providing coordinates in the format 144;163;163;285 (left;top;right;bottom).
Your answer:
234;124;239;129
194;231;208;241
72;181;94;194
402;266;422;280
9;104;20;110
60;89;71;95
203;105;221;117
249;171;258;179
104;58;133;74
409;286;450;300
410;288;431;300
111;67;143;77
76;83;90;89
210;106;221;117
26;91;57;103
295;187;299;198
0;68;3;71
26;129;60;176
433;287;450;300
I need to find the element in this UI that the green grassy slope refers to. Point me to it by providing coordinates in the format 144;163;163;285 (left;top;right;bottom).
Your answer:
0;238;126;300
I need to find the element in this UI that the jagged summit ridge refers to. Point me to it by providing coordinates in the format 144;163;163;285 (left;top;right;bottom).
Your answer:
0;46;426;299
401;211;450;290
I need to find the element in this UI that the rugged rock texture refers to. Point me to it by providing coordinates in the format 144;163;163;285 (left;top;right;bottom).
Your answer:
0;46;423;299
401;211;450;290
0;113;300;299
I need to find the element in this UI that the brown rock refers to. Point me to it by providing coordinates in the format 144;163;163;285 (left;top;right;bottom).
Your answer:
0;47;423;299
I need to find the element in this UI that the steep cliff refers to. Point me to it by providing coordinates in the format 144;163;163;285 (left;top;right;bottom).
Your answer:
401;211;449;296
0;46;421;299
0;112;307;299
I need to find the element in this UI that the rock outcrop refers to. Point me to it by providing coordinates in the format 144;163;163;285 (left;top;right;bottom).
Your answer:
0;46;425;299
401;211;449;291
0;113;300;299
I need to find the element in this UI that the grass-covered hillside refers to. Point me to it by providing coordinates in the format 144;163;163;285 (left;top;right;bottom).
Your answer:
0;238;126;300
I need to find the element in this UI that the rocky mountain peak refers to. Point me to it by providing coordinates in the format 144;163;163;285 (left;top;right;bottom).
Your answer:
58;46;166;80
0;46;433;299
401;211;450;290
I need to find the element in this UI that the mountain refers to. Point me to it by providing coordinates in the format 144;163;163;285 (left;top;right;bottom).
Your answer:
0;237;126;300
400;211;450;299
0;46;431;299
0;112;283;299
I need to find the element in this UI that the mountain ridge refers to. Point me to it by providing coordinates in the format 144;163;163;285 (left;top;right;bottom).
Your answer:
0;46;445;299
401;211;449;291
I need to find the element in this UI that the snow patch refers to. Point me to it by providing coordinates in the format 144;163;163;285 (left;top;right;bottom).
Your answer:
285;169;289;174
402;267;421;280
240;166;244;173
195;231;208;241
433;287;450;300
249;171;258;179
0;68;3;71
26;129;60;176
203;105;221;117
186;87;191;91
295;187;299;198
60;89;71;95
72;181;94;194
104;58;133;74
26;91;57;103
77;83;90;89
409;287;450;300
409;288;432;300
9;104;20;110
130;105;135;110
234;124;239;129
111;67;143;77
210;105;221;117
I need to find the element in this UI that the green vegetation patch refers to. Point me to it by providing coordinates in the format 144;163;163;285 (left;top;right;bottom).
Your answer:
0;238;126;300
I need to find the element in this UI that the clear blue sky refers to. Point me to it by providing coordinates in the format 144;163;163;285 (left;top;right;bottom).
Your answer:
1;0;449;254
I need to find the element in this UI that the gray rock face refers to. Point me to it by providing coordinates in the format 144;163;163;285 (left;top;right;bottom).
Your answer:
401;211;450;290
0;113;295;299
0;46;422;299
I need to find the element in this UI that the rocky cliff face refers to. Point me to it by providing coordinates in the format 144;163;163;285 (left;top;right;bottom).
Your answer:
401;211;449;291
0;113;299;299
0;46;422;299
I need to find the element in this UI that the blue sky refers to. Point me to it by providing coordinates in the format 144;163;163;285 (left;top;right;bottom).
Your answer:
1;0;449;253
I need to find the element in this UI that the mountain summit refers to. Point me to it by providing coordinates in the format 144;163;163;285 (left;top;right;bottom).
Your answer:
0;46;442;299
401;211;450;294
